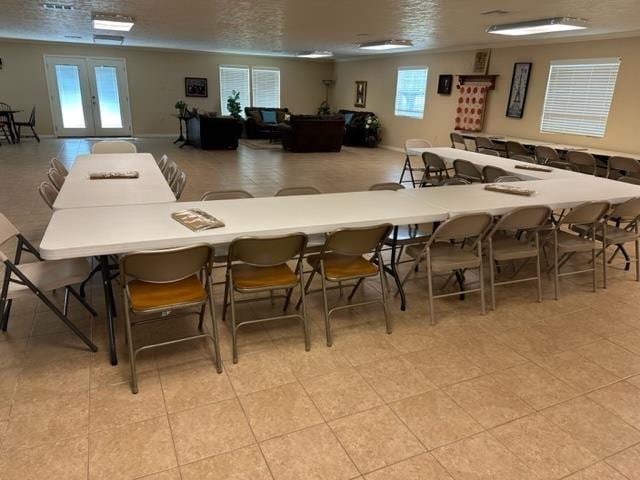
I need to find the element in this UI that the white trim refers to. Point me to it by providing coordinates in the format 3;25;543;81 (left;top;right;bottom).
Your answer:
550;57;621;65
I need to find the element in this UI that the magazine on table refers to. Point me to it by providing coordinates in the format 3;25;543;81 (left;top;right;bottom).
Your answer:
484;184;536;196
171;209;225;231
89;171;139;179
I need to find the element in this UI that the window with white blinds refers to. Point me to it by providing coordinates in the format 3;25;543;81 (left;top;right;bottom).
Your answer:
219;66;250;116
540;58;621;138
252;68;280;108
394;68;428;118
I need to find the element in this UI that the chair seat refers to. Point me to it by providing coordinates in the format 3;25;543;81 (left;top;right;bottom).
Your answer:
307;253;378;280
599;226;639;245
556;231;596;253
406;242;481;272
7;258;90;300
491;237;538;261
127;275;206;311
231;263;297;290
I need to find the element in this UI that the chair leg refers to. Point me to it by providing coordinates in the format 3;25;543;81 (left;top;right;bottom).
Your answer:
197;303;206;331
488;240;496;310
553;231;559;300
206;277;223;373
602;226;607;289
478;244;486;315
122;297;138;394
399;156;409;185
536;234;543;303
636;237;640;282
379;259;391;334
296;269;315;310
229;282;239;364
222;273;230;321
426;258;435;326
348;278;364;301
67;286;98;316
31;126;40;142
298;265;310;352
80;263;102;298
319;261;332;347
397;255;421;295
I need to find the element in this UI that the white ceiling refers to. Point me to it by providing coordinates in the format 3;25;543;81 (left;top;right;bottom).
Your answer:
2;0;640;58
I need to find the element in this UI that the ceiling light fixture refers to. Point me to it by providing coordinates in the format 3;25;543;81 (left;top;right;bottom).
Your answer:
297;50;333;58
487;17;587;36
93;34;124;45
359;40;413;51
92;13;135;32
42;3;75;11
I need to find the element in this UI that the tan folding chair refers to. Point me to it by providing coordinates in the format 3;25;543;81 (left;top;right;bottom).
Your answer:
485;206;551;309
474;137;503;156
275;186;321;196
120;244;222;393
163;161;178;185
482;165;509;183
551;201;610;299
0;213;97;350
171;171;187;199
619;176;640;185
301;224;393;346
92;140;137;154
201;189;254;201
38;181;58;209
534;145;561;166
506;141;534;161
48;168;65;191
494;175;523;183
224;233;309;362
421;152;453;186
441;178;471;186
450;132;467;150
401;139;432;187
50;157;69;176
157;154;168;173
608;156;640;180
453;159;482;183
401;213;493;324
369;182;405;191
567;151;597;175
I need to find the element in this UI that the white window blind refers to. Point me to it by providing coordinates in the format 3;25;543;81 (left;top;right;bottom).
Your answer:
219;66;250;116
252;68;280;108
394;68;428;118
540;58;621;138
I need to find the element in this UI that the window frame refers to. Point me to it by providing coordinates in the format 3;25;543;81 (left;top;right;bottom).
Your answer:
394;66;429;119
219;64;251;116
251;66;281;108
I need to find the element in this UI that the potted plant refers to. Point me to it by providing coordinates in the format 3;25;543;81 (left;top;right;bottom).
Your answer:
364;114;381;147
174;100;188;117
227;90;242;119
317;100;331;115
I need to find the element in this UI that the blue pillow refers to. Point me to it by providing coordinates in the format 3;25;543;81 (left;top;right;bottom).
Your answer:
344;112;354;125
261;110;277;124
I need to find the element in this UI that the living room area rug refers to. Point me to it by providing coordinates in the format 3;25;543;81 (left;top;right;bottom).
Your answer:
239;139;283;150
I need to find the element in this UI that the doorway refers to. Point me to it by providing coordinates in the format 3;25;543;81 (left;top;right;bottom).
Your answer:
44;55;132;137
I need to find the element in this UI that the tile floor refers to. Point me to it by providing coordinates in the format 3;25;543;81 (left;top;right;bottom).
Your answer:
0;138;640;479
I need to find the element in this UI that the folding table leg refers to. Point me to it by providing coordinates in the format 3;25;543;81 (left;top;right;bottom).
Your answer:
99;255;118;365
385;226;407;311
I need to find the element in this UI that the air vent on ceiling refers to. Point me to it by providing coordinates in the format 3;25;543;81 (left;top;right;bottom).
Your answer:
42;3;75;11
481;9;510;15
93;34;124;45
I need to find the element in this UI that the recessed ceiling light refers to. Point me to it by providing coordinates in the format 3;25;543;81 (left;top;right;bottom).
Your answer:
297;50;333;58
42;3;75;11
92;13;135;32
487;17;587;36
359;40;413;51
93;34;124;45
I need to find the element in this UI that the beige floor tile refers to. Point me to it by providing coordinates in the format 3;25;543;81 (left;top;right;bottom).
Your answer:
260;424;358;480
169;398;254;464
329;405;425;473
300;367;383;421
89;373;165;432
446;333;527;373
564;462;629;480
137;468;181;480
331;329;400;366
13;354;90;402
389;390;483;450
225;349;296;395
541;396;640;458
606;443;640;480
159;360;235;413
574;339;640;378
356;355;436;402
491;362;579;410
444;375;534;428
492;413;598;479
432;431;540;480
534;350;619;393
562;307;637;337
608;329;640;355
628;374;640;388
180;445;272;480
0;436;88;480
277;340;351;379
4;391;89;450
240;381;323;441
404;344;484;387
363;452;453;480
587;381;640;428
89;416;176;480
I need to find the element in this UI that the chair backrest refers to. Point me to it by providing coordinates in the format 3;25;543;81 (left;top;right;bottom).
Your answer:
163;162;178;185
494;175;523;183
450;132;467;150
422;152;448;172
489;205;552;234
567;151;596;175
120;244;213;284
534;145;560;165
453;159;482;181
91;140;137;154
324;223;392;257
610;197;640;222
28;106;36;126
229;233;307;267
171;171;187;199
510;154;535;163
369;182;405;191
404;138;432;155
0;103;11;111
561;201;610;226
441;178;471;186
474;137;496;150
482;165;508;183
201;189;254;201
38;181;58;209
157;154;168;172
618;176;640;185
47;168;65;191
0;212;20;259
478;148;500;157
505;141;530;158
275;186;321;196
430;213;493;244
608;156;640;178
50;157;69;176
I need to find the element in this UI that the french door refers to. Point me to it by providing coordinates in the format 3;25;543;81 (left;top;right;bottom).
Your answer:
44;55;132;137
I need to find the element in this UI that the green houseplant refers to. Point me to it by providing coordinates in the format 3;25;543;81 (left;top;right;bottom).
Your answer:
227;90;242;118
317;100;331;115
174;100;187;117
364;114;381;147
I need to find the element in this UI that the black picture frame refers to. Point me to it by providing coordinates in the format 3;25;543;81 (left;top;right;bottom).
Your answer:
185;77;208;97
506;63;531;118
437;74;453;95
354;81;367;108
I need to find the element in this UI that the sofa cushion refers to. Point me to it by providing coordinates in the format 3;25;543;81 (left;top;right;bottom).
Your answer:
276;110;287;123
247;110;262;123
261;110;277;124
344;112;354;125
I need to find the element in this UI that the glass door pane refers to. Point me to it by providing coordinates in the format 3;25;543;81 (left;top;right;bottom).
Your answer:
55;64;86;128
94;66;123;128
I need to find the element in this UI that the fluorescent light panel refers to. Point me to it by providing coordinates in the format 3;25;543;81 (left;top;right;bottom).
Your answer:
487;17;587;36
93;14;135;32
359;40;413;50
93;34;124;45
297;51;333;58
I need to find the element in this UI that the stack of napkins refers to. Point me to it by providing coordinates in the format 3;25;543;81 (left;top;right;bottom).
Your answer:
485;184;536;196
171;209;225;231
515;164;553;172
89;171;139;179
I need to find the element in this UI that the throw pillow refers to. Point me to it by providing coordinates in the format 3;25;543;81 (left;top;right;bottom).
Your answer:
261;110;277;124
344;112;354;125
248;110;261;123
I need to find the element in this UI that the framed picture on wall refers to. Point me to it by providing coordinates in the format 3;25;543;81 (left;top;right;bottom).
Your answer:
185;77;208;97
506;62;532;118
437;74;453;95
354;80;367;107
472;49;491;74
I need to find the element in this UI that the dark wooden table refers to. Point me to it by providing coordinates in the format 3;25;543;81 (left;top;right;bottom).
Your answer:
0;110;22;144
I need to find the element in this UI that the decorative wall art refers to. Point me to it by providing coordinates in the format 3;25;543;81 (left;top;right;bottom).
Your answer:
472;49;491;74
354;80;367;107
437;74;453;95
185;77;208;97
506;62;532;118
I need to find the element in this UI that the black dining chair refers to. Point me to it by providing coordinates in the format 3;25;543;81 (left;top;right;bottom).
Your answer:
14;106;39;143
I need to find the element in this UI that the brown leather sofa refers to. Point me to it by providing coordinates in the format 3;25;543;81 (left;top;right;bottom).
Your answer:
279;115;344;152
187;115;243;150
339;109;375;146
245;107;290;138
